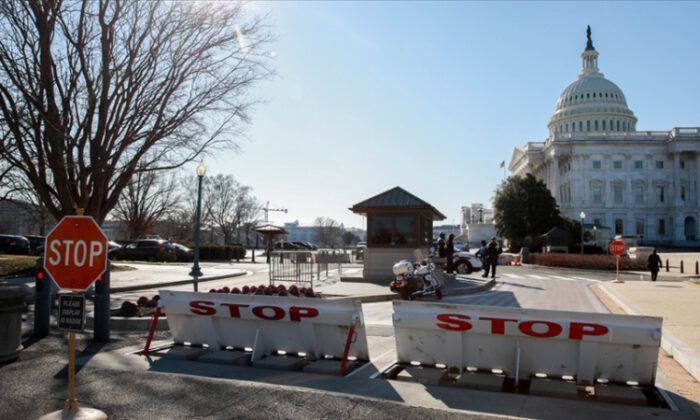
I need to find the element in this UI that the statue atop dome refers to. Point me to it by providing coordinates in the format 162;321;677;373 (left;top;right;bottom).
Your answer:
585;25;595;51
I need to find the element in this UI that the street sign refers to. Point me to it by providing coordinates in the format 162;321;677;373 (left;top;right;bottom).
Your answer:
609;240;626;256
44;216;108;291
58;294;85;331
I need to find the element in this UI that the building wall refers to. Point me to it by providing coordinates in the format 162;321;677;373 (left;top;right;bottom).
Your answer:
512;128;700;245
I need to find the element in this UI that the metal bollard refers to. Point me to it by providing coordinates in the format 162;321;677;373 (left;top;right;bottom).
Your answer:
696;261;699;275
34;259;51;338
666;259;669;272
93;261;111;342
680;260;684;274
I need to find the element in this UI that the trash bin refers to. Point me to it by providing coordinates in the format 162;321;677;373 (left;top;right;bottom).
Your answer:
0;284;26;363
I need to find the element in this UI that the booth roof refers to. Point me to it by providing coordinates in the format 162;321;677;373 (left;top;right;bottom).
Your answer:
255;223;288;234
350;186;446;221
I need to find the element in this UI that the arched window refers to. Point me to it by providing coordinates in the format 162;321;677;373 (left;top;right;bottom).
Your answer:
593;93;596;98
616;120;620;131
603;120;606;130
595;120;599;131
572;122;575;132
605;93;608;98
623;121;627;131
610;120;613;131
586;93;590;98
566;123;569;132
579;121;583;131
587;120;591;131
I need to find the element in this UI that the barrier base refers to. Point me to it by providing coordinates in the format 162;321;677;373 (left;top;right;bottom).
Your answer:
39;406;108;420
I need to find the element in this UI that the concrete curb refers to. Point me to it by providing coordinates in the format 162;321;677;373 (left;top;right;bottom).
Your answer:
110;271;247;293
598;282;700;385
86;311;170;332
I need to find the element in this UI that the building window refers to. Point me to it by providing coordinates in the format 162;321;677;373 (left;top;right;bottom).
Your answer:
615;219;623;235
565;123;569;132
571;123;575;132
656;186;665;203
613;161;622;169
616;121;620;131
594;120;599;131
681;186;686;201
634;185;644;204
579;121;583;131
592;160;601;169
680;161;685;169
394;215;418;245
587;120;591;131
603;120;606;130
592;186;602;204
656;161;664;169
636;220;644;236
613;185;624;204
658;219;665;235
610;120;614;131
634;160;643;169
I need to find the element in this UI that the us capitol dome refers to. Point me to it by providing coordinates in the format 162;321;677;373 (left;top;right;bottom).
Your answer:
548;26;637;138
509;26;700;246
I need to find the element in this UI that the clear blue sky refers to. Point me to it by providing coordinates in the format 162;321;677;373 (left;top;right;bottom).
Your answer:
204;1;700;229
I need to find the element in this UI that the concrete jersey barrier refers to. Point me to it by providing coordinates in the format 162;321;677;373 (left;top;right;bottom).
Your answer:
160;290;369;361
392;300;662;386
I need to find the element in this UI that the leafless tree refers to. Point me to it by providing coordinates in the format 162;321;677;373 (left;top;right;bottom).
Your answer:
204;174;262;244
113;164;180;239
0;0;273;223
314;217;342;248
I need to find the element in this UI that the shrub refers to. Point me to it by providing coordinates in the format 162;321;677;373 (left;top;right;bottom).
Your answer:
198;245;246;261
530;253;646;271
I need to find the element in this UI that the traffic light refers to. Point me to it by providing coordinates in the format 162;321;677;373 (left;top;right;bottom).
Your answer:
36;268;47;291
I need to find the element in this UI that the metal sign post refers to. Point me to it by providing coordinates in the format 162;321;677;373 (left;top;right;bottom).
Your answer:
609;240;626;283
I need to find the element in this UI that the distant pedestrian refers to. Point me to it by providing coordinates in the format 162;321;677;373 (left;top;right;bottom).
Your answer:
647;249;662;281
446;234;455;274
476;240;487;275
436;232;447;258
483;237;502;279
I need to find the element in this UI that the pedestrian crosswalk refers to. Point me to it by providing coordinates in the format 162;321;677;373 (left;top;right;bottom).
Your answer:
500;273;601;283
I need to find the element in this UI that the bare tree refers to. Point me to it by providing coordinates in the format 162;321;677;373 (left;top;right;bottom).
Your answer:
314;217;342;248
204;174;262;244
113;164;180;239
0;0;273;223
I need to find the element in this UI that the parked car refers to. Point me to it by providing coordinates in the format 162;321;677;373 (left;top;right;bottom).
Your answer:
108;241;122;251
273;241;299;250
292;241;313;250
0;234;31;255
172;243;194;262
108;239;176;262
452;250;484;274
25;235;46;255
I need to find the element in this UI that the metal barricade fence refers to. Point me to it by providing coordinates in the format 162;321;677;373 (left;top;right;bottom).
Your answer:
269;250;356;288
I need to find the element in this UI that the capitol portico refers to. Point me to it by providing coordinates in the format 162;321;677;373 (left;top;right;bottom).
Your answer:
509;27;700;246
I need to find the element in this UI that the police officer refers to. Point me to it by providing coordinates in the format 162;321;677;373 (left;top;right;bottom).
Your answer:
436;232;447;258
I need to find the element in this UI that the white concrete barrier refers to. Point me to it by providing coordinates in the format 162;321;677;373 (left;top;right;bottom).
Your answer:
160;290;369;361
392;301;662;385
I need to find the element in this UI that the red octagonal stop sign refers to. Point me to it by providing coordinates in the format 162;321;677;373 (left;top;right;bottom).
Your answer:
609;240;626;256
44;216;108;291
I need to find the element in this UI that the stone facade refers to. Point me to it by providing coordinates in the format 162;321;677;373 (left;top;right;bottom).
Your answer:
510;28;700;246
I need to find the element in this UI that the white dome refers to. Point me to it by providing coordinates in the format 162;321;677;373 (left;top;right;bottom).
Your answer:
548;27;637;137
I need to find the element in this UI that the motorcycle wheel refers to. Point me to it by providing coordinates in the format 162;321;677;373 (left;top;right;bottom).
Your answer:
436;288;443;300
399;289;411;300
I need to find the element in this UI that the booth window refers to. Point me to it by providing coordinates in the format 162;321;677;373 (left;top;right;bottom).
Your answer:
368;215;392;245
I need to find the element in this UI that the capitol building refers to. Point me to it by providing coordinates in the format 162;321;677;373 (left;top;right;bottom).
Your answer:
509;27;700;246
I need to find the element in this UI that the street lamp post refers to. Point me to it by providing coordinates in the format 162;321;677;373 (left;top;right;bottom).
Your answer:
592;225;597;248
580;211;586;255
189;162;206;291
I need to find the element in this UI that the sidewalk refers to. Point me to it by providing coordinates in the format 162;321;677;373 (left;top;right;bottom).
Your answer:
599;278;700;385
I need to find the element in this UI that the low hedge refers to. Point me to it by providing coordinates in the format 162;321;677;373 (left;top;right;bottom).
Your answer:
530;253;647;271
198;244;246;261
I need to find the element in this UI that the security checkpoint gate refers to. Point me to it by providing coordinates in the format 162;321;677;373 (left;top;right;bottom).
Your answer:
159;291;369;362
392;301;663;386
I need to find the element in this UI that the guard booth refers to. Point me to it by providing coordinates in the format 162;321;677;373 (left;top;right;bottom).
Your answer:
350;186;446;281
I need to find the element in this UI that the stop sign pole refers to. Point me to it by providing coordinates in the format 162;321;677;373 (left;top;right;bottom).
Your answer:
40;210;108;420
609;240;626;283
